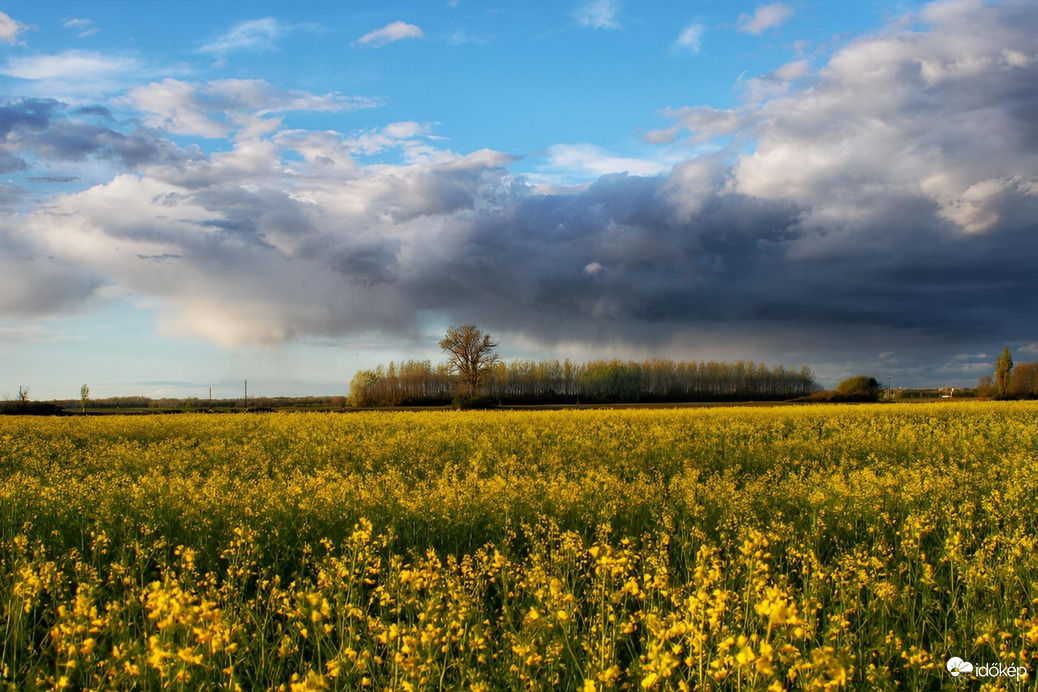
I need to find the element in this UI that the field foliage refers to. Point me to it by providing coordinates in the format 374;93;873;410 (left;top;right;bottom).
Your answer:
1;403;1037;690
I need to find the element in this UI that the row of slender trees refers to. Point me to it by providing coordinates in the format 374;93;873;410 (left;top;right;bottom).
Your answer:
978;347;1038;398
349;356;819;406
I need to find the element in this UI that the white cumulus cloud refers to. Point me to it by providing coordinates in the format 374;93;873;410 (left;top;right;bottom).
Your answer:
0;11;34;44
737;3;794;35
545;144;669;179
126;79;381;138
0;51;138;80
573;0;621;30
355;21;424;47
62;17;99;38
738;59;811;101
200;17;286;54
674;23;705;54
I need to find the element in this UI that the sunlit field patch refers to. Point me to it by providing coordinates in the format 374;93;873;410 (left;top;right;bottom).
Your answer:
1;403;1036;689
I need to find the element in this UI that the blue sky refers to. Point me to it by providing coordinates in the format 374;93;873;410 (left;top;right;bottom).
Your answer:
2;0;1037;399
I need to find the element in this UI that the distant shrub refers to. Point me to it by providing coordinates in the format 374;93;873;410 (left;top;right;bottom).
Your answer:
0;401;65;415
835;375;883;401
796;375;882;403
452;395;498;410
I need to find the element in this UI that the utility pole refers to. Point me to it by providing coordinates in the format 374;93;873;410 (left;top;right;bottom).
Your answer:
209;386;212;410
245;380;248;410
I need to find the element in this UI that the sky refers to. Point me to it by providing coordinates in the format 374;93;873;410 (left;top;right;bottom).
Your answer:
2;0;1037;400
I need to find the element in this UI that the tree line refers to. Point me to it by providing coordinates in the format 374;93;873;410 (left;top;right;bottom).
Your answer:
348;357;819;407
977;347;1038;399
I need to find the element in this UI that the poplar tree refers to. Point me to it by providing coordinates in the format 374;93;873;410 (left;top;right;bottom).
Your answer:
995;346;1013;398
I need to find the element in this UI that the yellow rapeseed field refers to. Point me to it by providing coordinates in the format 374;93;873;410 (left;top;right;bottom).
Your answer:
1;402;1036;690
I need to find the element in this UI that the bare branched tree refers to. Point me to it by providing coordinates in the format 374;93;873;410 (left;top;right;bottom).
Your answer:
439;325;499;398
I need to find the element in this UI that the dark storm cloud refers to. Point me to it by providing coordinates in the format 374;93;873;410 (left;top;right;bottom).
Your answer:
136;253;182;261
73;105;116;121
0;184;25;205
27;175;78;183
402;175;804;334
0;154;27;173
0;98;59;135
21;118;190;167
0;97;194;170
